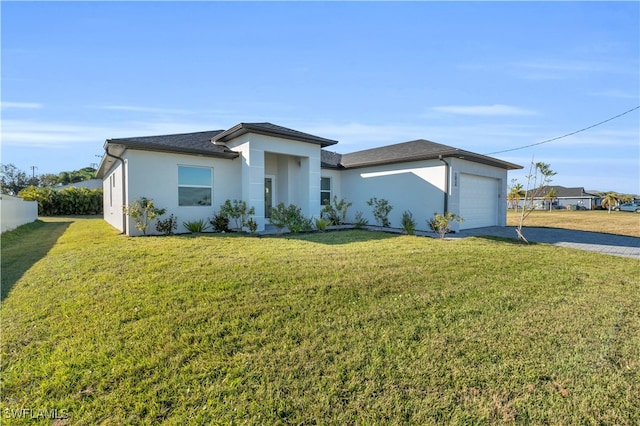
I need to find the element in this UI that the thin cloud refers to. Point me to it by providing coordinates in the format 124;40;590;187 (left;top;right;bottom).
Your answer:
1;101;43;109
98;105;192;115
430;104;538;117
513;59;637;80
589;90;639;100
0;118;229;148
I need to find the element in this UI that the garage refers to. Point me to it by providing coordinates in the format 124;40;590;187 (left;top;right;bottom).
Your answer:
459;173;499;229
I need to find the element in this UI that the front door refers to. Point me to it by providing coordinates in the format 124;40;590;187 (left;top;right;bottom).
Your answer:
264;177;274;219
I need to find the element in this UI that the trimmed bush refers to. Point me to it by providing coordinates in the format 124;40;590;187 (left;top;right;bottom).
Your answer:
156;214;178;235
19;186;103;216
209;213;230;233
269;203;313;234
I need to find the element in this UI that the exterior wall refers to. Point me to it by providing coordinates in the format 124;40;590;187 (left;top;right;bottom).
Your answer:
448;158;509;230
102;160;126;233
0;195;38;233
339;159;446;230
122;150;241;235
225;134;322;231
106;135;513;234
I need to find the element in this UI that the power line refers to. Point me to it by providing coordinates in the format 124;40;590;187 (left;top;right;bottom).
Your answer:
484;105;640;156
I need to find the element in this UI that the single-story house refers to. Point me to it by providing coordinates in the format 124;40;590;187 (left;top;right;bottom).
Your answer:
528;186;602;210
96;122;522;236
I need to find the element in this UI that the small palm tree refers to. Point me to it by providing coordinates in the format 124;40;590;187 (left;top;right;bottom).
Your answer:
601;192;618;213
544;187;557;211
507;181;525;212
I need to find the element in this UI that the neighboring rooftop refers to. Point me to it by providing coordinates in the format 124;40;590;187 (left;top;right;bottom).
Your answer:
57;179;103;190
539;186;600;198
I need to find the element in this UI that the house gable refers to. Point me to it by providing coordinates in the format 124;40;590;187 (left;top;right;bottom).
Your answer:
212;122;338;148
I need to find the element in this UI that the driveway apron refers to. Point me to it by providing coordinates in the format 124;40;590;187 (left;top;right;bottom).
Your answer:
449;226;640;259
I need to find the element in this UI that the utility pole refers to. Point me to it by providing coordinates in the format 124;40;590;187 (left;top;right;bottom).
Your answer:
30;165;38;178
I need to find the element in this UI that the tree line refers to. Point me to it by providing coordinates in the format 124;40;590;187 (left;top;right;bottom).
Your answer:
0;163;97;196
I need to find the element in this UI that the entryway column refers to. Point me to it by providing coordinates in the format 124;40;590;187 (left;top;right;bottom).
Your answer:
240;146;266;231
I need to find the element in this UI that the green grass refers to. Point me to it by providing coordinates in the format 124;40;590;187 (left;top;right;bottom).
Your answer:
1;218;639;424
507;209;640;238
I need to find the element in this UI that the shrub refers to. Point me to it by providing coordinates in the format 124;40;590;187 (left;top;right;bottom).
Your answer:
269;203;313;234
428;212;463;239
322;196;352;225
19;186;103;216
209;213;230;233
182;219;210;233
401;210;416;235
245;217;258;234
367;197;393;227
315;217;329;232
354;211;368;229
155;214;178;235
219;199;255;231
123;197;166;235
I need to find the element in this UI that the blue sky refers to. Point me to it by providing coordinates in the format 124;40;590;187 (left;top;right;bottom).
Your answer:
2;1;639;193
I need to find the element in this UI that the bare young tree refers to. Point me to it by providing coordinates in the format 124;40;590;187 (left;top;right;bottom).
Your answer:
517;159;556;243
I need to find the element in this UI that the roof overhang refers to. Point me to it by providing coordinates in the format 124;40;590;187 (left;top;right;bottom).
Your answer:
212;123;339;147
96;139;240;178
341;149;523;170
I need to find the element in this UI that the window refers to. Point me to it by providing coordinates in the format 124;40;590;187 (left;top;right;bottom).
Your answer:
320;177;331;206
109;175;113;207
178;166;212;206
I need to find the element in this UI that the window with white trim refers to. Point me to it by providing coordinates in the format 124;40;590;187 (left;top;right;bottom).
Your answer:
178;166;212;206
320;177;331;206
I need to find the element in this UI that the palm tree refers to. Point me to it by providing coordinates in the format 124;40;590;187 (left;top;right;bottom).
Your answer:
620;194;634;204
507;181;525;212
601;192;618;213
544;187;557;211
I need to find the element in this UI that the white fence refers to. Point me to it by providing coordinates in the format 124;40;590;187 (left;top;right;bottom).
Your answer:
1;195;38;233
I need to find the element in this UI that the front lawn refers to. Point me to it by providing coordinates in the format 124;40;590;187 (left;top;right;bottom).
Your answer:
507;209;640;238
1;218;638;424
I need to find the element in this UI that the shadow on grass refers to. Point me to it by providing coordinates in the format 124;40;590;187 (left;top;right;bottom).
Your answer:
1;220;72;301
265;229;400;245
473;235;540;246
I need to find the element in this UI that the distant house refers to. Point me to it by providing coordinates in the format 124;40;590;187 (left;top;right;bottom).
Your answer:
96;122;522;235
56;179;103;190
529;186;602;210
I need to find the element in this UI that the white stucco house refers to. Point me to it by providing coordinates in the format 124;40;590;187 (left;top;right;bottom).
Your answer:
96;122;522;236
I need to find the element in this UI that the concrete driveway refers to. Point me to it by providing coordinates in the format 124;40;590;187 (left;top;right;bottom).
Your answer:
448;226;640;259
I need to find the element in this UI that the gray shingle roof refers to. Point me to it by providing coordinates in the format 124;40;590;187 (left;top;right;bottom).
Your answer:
211;122;339;147
320;150;343;169
539;186;599;198
339;139;522;170
106;130;239;158
98;124;522;179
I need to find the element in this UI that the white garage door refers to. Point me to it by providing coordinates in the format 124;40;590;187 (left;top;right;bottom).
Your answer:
459;174;498;230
